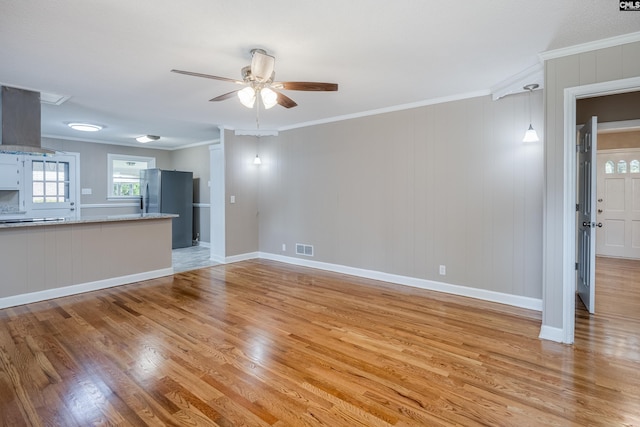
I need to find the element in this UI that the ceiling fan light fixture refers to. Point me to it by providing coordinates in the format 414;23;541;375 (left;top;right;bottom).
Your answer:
136;135;160;143
260;87;278;109
238;87;256;108
172;48;337;110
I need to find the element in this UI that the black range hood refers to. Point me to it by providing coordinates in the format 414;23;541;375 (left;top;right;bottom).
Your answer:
0;86;55;155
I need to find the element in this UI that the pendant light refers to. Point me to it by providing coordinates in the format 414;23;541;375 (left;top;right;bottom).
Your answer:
522;84;540;142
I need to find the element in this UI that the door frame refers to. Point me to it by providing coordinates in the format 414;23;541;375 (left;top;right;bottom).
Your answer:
560;76;640;344
209;128;226;264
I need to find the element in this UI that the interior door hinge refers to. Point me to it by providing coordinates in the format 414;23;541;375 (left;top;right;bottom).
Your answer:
575;262;579;271
576;203;579;212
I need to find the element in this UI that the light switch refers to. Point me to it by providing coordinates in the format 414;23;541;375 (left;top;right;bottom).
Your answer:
81;188;92;195
230;195;236;204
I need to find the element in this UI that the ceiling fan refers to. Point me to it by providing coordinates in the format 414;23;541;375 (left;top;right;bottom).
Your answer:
171;48;338;109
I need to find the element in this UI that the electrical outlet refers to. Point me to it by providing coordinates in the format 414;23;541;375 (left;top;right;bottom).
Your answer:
282;243;286;251
439;265;446;275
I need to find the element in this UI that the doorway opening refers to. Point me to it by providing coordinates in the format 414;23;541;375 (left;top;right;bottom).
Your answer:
560;76;640;344
567;85;640;343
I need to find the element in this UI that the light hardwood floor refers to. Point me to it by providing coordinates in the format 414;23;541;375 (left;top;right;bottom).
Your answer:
0;259;638;426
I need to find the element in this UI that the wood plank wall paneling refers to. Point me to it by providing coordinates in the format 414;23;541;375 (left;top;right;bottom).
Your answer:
0;260;638;426
254;93;544;301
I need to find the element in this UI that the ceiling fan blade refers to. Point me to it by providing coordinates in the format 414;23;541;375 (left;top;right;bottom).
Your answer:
251;51;275;82
171;69;243;84
209;90;240;102
275;82;338;91
275;91;298;109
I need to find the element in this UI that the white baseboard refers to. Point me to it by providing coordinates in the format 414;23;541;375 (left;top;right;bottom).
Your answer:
210;255;226;264
225;252;260;264
207;251;259;264
194;241;211;248
258;252;542;312
538;325;567;344
0;268;173;310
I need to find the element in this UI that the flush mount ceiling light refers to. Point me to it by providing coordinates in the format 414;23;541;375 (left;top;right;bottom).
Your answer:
136;135;160;143
522;83;540;143
68;122;102;132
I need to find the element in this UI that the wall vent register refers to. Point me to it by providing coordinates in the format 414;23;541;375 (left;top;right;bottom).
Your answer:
296;244;314;257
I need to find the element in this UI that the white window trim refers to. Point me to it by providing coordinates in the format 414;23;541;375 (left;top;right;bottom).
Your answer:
107;153;156;200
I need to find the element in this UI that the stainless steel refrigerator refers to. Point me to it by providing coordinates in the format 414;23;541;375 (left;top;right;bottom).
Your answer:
140;169;193;249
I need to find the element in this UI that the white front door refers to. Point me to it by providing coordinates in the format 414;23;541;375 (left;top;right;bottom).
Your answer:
577;117;598;314
596;149;640;259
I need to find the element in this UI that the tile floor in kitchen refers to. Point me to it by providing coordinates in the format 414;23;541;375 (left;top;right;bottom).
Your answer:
172;244;219;273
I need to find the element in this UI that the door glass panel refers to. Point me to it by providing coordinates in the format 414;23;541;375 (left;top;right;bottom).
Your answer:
32;160;70;204
617;160;627;174
605;160;614;174
631;160;639;173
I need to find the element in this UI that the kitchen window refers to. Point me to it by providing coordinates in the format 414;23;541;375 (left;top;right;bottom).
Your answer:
108;154;155;199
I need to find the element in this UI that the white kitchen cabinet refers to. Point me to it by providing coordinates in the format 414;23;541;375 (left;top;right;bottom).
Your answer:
0;153;24;215
0;153;21;190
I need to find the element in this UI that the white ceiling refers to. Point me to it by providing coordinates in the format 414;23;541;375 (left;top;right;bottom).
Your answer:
1;1;639;150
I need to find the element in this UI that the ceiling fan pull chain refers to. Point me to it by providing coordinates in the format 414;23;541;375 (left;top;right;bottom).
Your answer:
256;96;261;130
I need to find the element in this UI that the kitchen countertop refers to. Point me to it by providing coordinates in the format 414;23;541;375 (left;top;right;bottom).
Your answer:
0;213;178;229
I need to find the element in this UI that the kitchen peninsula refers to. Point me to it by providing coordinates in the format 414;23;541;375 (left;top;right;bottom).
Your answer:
0;213;176;309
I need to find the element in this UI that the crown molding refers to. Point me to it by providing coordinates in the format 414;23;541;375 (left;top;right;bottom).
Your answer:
234;129;279;136
41;134;218;151
279;89;491;132
539;31;640;61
